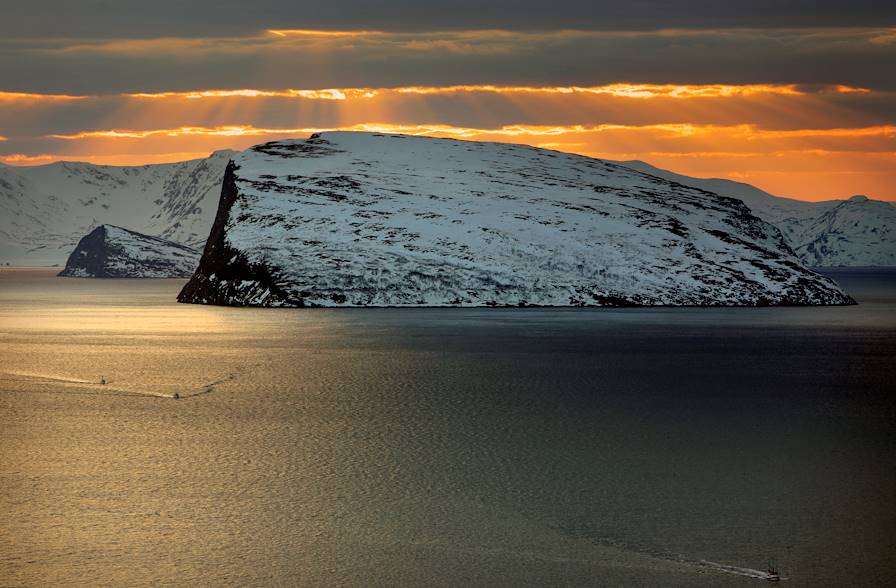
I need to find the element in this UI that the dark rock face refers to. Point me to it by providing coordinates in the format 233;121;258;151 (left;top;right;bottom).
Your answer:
177;163;290;304
178;132;855;307
58;225;199;278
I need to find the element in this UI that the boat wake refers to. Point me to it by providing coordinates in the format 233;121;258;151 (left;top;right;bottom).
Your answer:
635;549;787;582
0;369;246;400
1;371;98;385
695;560;786;581
557;520;787;581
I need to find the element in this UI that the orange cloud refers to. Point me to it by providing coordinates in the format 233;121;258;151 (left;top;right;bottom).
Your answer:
737;126;896;139
48;123;678;141
869;29;896;45
394;84;809;98
127;88;379;100
267;29;383;38
0;153;58;164
0;91;88;102
48;122;896;143
49;125;322;139
829;85;872;94
120;83;831;101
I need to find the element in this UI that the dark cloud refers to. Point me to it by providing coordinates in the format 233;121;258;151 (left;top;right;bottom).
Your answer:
2;0;894;38
2;28;896;94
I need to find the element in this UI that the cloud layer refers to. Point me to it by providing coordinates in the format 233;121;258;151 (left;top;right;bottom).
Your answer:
4;28;896;94
4;1;895;37
1;9;894;201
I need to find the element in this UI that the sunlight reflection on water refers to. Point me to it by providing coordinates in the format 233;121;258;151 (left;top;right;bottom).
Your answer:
1;268;894;586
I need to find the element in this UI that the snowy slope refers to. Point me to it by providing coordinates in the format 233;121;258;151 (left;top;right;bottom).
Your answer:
178;132;851;307
58;225;199;278
0;152;233;265
793;196;896;266
619;161;895;267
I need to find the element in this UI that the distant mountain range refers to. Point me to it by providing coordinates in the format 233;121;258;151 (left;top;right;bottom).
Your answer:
620;161;895;267
0;144;892;268
0;151;232;265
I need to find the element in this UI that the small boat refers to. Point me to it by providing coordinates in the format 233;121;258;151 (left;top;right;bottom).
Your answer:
766;560;781;582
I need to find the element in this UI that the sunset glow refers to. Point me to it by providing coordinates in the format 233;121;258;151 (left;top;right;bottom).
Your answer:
393;84;812;98
0;92;87;102
2;23;895;201
267;28;383;37
46;122;896;142
51;83;866;102
127;88;378;100
2;6;895;588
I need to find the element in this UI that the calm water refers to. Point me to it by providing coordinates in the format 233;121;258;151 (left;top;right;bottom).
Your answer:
1;268;894;587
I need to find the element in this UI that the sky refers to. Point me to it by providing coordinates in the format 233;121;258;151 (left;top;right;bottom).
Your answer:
1;1;895;201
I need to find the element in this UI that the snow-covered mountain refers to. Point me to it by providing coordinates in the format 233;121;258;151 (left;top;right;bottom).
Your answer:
619;161;895;267
2;146;891;270
59;225;199;278
0;151;233;265
178;132;851;307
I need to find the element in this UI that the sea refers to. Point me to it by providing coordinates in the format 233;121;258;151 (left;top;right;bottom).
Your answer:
1;267;894;586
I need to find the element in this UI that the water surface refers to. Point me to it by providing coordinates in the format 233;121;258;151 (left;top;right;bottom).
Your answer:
1;268;894;586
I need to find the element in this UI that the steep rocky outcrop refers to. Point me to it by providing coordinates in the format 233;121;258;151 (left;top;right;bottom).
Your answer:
59;225;199;278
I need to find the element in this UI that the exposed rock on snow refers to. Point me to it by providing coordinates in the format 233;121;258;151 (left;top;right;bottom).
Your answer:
59;225;199;278
178;132;852;307
619;161;895;267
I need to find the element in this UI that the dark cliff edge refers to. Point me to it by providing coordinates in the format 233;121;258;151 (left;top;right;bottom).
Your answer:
59;224;198;278
177;162;292;305
58;225;109;277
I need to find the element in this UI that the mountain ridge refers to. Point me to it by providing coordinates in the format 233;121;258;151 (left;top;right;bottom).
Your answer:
178;132;852;307
619;160;895;267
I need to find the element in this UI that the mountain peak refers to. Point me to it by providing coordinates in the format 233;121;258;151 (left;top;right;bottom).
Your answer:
209;149;239;159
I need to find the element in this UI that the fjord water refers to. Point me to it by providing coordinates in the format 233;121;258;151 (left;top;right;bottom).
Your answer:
1;268;894;586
